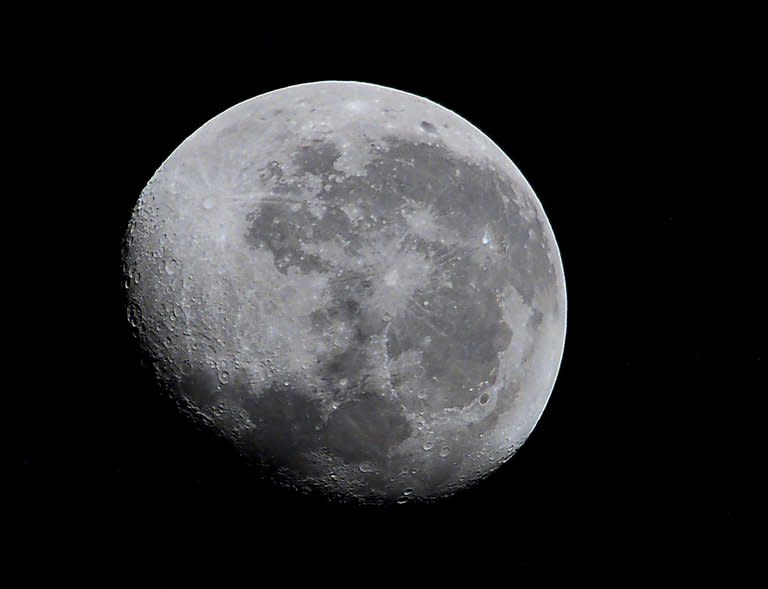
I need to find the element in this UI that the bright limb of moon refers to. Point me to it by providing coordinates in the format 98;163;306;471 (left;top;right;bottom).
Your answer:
123;81;566;503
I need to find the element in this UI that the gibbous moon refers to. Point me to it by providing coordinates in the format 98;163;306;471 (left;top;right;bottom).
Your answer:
123;81;566;503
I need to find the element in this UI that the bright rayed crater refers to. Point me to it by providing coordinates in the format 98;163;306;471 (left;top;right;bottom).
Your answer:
123;81;566;503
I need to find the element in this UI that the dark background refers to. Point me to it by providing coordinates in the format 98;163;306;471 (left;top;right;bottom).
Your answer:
14;12;760;578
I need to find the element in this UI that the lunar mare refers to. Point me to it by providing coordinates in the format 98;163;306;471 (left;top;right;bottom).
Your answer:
123;81;566;503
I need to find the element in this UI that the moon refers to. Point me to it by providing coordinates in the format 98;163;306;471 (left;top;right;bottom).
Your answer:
123;81;566;504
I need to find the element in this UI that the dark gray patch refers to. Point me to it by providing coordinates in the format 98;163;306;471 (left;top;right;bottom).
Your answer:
368;138;507;237
314;273;368;329
500;219;555;306
322;344;367;387
384;265;512;409
354;305;388;339
181;368;218;408
292;141;341;177
313;206;354;242
421;460;459;494
420;121;437;133
418;288;511;407
243;383;323;467
309;308;332;332
318;268;383;336
324;395;411;463
245;201;323;274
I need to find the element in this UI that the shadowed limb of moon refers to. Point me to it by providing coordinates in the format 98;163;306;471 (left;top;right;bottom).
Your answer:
123;81;566;504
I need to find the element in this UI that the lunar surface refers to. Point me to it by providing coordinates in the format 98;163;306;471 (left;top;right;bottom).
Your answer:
123;81;566;503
